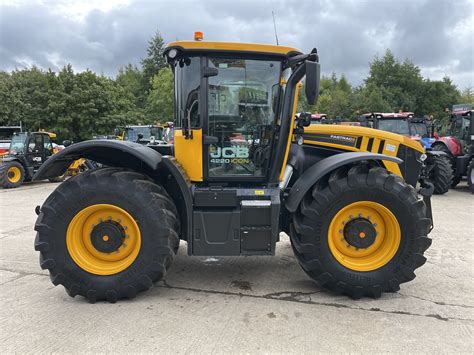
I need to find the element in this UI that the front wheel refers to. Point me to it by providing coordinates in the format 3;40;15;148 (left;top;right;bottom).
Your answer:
35;168;180;303
290;164;432;299
427;155;453;194
0;161;25;188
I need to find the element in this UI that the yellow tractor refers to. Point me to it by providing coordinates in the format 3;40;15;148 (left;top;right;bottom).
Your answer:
33;36;433;302
0;132;90;188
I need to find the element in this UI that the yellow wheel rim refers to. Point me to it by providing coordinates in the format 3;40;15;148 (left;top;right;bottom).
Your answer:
328;201;401;272
66;204;141;275
7;166;21;183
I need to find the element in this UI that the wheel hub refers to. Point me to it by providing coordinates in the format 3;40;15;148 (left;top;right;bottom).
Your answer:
90;221;126;253
343;218;377;249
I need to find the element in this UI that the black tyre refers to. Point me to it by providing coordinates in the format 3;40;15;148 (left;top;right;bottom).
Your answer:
468;159;474;193
432;145;459;187
34;168;180;303
427;155;453;194
290;164;432;299
0;161;25;188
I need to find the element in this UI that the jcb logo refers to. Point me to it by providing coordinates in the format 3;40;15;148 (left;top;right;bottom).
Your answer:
210;146;249;159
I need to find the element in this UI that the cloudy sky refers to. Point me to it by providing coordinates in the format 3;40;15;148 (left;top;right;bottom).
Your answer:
1;0;473;89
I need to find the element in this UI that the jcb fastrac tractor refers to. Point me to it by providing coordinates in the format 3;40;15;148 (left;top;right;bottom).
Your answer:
33;37;433;303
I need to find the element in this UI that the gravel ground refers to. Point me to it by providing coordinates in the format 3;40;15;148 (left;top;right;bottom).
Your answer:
0;181;473;353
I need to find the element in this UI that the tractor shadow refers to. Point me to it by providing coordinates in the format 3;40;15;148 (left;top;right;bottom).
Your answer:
162;238;322;297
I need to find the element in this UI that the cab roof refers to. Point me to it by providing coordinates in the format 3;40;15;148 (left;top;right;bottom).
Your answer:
164;41;302;58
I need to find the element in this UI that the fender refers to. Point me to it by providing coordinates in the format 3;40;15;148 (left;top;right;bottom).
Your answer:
33;140;162;180
33;139;194;244
285;152;402;213
434;137;462;156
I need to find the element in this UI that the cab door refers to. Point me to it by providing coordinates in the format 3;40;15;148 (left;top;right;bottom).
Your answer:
26;133;44;170
173;56;203;182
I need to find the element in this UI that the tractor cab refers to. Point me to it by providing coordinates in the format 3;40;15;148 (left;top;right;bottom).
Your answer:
408;117;435;150
449;110;472;151
361;112;414;135
164;39;319;183
121;125;164;144
7;131;55;165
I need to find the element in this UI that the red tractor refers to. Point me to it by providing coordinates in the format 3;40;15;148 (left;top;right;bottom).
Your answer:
358;112;453;194
432;109;473;191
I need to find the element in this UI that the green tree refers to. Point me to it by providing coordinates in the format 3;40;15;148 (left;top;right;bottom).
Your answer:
459;87;474;106
146;67;174;122
366;50;423;112
141;31;167;92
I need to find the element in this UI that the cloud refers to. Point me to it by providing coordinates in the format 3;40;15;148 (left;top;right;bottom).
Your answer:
0;0;472;88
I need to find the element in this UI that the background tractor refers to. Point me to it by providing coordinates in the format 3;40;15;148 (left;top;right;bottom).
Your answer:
0;132;90;188
432;109;473;191
408;117;436;150
0;131;57;188
358;112;453;194
117;124;164;144
33;36;433;303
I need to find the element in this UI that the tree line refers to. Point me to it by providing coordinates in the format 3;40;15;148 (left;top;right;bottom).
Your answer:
298;50;473;124
0;31;472;142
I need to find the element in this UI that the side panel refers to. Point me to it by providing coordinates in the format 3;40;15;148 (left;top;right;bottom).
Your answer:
174;129;203;182
300;125;424;178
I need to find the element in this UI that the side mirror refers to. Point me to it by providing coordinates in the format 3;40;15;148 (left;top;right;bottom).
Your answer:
203;67;218;78
455;119;462;128
298;112;312;128
63;140;72;147
304;60;320;105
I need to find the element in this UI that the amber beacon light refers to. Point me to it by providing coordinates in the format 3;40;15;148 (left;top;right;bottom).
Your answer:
194;31;203;41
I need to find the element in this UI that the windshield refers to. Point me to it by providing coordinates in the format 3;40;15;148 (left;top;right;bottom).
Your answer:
9;133;27;154
378;119;410;135
124;127;163;142
410;122;428;137
207;57;281;177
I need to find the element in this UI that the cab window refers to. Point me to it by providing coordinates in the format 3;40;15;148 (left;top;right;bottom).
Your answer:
207;57;281;177
174;57;201;128
28;134;43;153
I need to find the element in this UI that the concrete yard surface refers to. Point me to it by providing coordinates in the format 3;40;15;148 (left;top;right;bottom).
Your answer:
0;181;473;353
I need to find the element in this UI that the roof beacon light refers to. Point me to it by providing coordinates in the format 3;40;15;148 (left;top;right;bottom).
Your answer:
194;31;203;41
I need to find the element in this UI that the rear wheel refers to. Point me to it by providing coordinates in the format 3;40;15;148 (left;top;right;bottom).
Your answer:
427;155;453;194
34;168;180;302
0;161;25;188
290;164;431;299
468;159;474;193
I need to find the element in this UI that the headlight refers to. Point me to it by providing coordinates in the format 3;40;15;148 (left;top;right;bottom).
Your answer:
420;153;427;162
168;48;178;59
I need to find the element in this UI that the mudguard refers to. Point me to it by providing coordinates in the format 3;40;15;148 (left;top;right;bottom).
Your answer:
285;152;402;213
33;139;195;243
33;140;162;180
